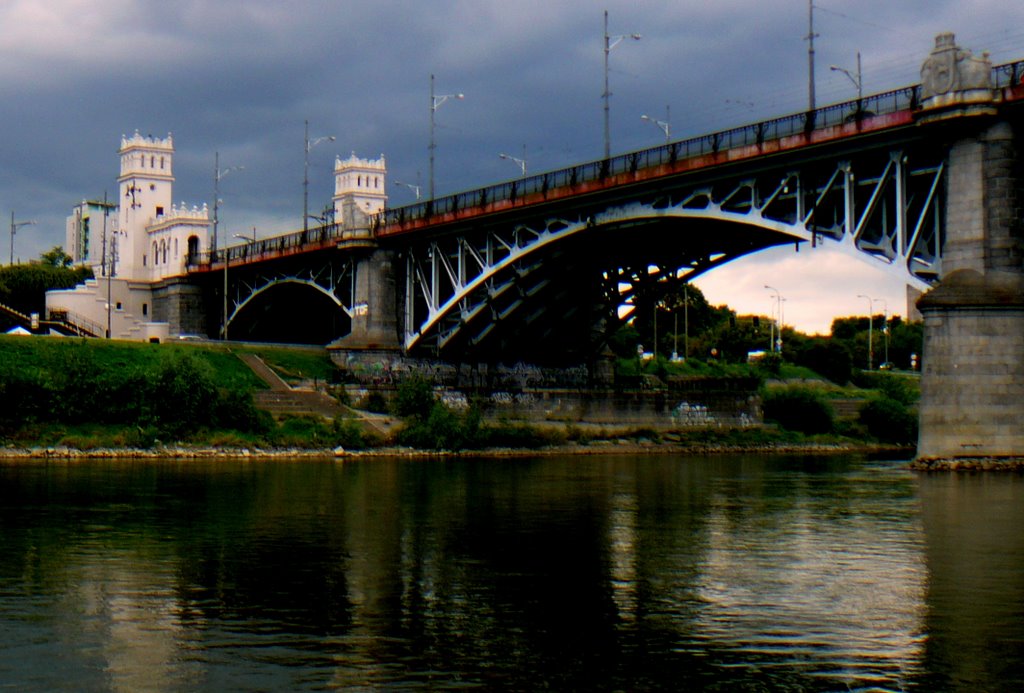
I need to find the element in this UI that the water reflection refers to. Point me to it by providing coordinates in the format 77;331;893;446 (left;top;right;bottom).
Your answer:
0;456;1021;690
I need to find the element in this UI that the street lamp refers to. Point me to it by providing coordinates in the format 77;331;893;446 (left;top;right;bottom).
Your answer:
394;180;422;200
429;74;464;200
212;151;243;257
830;51;863;101
603;10;641;160
765;285;782;352
858;294;874;370
9;212;36;265
498;152;527;176
640;107;670;143
304;120;335;234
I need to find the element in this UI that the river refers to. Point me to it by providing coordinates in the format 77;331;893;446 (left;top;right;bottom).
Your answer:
0;453;1021;691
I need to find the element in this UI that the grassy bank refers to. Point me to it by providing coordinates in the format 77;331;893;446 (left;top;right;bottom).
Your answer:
0;335;914;456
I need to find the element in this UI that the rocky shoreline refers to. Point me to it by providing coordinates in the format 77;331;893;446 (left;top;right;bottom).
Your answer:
907;457;1024;471
0;440;913;461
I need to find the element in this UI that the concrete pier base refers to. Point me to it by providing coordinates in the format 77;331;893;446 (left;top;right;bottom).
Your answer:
917;270;1024;460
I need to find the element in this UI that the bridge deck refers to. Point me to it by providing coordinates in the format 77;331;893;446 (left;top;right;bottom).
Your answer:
188;59;1024;273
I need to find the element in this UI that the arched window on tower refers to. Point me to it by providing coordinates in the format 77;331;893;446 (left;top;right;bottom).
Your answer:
186;235;200;265
152;242;158;265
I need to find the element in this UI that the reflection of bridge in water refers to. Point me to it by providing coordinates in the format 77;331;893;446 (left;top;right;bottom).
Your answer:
181;36;1024;460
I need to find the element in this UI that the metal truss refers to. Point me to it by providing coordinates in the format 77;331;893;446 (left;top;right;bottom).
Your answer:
224;258;356;334
403;147;944;353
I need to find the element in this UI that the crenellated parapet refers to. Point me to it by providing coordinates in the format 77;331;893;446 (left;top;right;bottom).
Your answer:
120;130;174;150
162;202;209;222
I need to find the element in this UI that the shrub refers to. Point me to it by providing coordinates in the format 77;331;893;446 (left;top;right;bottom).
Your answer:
215;388;272;434
762;386;835;435
332;417;376;449
153;353;218;434
359;390;390;414
794;339;853;385
391;375;435;420
859;397;918;445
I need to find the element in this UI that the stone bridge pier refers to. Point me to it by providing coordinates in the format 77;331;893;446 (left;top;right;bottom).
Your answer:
916;34;1024;460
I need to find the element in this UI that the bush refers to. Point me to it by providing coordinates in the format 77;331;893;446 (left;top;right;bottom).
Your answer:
391;375;435;420
332;416;375;449
215;388;273;434
859;397;918;445
762;386;835;435
793;339;853;385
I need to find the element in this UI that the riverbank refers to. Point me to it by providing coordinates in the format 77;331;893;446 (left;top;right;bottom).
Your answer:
908;457;1024;471
0;439;913;461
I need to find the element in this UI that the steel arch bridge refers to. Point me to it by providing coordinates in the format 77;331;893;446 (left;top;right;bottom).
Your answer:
397;141;944;360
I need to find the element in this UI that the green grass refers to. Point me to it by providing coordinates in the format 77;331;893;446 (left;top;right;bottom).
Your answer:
0;334;337;392
234;344;337;383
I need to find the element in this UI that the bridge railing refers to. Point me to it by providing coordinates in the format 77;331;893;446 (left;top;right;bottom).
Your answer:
188;222;345;267
379;79;938;232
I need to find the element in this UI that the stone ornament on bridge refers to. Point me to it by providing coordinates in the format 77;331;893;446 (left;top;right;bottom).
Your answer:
918;32;996;122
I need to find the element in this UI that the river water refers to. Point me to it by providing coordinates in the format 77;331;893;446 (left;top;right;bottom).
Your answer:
0;453;1021;691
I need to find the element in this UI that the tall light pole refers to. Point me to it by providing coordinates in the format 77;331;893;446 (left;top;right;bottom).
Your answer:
806;0;818;112
603;10;641;160
9;212;36;265
304;120;335;234
830;51;863;101
765;285;782;352
640;106;670;143
212;151;243;258
429;74;464;200
858;294;874;370
498;152;527;175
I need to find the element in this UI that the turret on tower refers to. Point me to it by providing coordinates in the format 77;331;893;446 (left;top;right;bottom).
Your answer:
333;153;387;228
117;132;176;277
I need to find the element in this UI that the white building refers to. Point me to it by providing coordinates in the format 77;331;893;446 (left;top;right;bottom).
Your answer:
48;132;212;341
333;153;387;227
48;133;388;342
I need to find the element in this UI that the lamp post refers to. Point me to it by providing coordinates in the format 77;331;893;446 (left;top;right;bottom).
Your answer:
765;285;782;352
498;152;527;175
429;75;464;200
806;0;818;112
9;212;36;265
603;10;641;160
212;151;243;258
304;120;335;234
640;106;670;143
858;294;874;369
393;180;422;200
830;51;863;101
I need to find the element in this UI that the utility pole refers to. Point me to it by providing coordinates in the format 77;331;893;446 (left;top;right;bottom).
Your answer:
806;0;818;112
603;10;641;160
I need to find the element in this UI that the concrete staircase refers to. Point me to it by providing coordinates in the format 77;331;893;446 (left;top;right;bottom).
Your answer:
237;352;345;419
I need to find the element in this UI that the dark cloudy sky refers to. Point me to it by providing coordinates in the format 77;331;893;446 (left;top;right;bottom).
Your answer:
2;0;1023;333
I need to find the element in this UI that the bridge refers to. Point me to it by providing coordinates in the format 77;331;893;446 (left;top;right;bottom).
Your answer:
178;34;1024;461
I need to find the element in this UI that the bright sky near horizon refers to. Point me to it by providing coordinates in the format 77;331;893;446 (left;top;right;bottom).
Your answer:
2;1;1023;334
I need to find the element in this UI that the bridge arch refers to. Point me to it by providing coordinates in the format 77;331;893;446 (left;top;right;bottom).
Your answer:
222;258;357;344
403;149;944;359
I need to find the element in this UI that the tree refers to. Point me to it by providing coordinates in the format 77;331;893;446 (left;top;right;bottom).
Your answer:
40;246;73;268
